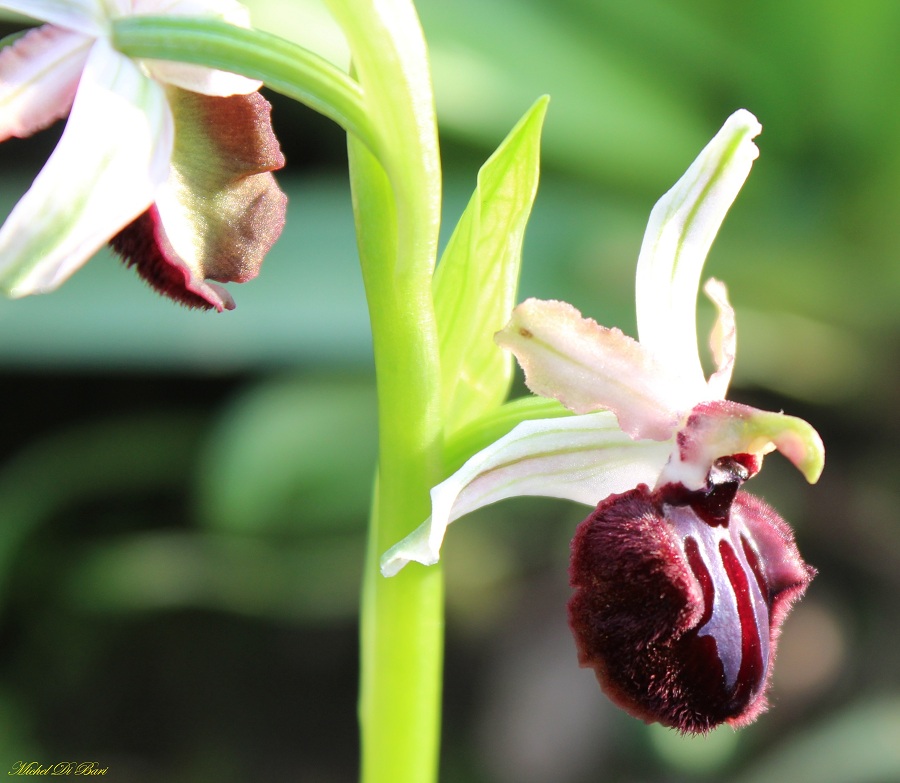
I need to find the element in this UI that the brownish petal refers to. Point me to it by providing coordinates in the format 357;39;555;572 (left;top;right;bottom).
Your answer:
110;88;287;309
110;206;234;311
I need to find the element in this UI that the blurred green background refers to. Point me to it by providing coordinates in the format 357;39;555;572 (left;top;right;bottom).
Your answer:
1;0;899;780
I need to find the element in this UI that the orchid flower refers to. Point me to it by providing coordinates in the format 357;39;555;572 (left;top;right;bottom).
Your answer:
382;109;825;733
0;0;286;310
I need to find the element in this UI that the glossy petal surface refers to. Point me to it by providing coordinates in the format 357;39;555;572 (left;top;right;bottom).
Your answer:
569;483;813;733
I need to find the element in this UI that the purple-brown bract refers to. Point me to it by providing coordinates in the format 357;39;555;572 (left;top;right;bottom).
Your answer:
568;458;814;734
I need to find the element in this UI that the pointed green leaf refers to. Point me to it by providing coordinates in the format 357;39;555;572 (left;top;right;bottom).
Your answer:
434;95;548;431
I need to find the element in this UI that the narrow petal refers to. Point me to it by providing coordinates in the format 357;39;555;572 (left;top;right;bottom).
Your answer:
133;0;262;95
703;277;736;399
380;412;673;575
661;400;825;491
0;39;172;295
141;60;262;96
0;25;91;141
144;88;285;304
0;0;106;35
635;109;761;388
495;298;698;440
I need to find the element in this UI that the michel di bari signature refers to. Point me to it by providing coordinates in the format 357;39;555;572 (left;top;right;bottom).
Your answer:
8;761;108;776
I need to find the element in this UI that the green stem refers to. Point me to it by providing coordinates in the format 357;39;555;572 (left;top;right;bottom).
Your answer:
346;134;444;783
343;89;445;783
112;17;378;153
323;1;445;780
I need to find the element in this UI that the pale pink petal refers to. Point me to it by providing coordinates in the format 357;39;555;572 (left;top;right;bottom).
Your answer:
703;277;736;399
141;60;261;96
132;0;261;95
495;298;699;441
0;0;106;35
0;25;91;141
0;39;172;295
659;399;825;491
635;110;761;389
381;412;673;575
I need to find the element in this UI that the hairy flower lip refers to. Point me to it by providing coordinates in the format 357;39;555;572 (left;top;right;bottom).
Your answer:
569;472;815;734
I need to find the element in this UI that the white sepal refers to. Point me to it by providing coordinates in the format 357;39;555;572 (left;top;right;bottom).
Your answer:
635;109;761;391
381;411;672;575
495;298;697;440
0;39;172;295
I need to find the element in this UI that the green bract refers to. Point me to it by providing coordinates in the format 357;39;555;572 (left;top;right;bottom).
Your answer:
434;97;548;432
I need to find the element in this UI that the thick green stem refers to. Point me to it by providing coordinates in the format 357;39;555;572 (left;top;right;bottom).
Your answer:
322;2;445;780
347;123;444;783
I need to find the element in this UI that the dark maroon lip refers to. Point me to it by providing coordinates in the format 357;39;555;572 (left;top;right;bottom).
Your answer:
568;460;814;734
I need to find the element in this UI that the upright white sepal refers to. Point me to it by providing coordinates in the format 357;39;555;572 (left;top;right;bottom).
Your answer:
635;109;761;390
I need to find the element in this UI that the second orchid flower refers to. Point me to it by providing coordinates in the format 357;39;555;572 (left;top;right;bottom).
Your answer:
0;0;286;310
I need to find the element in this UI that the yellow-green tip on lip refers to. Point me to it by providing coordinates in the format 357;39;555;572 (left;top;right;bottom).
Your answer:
741;410;825;484
675;402;825;489
787;420;825;484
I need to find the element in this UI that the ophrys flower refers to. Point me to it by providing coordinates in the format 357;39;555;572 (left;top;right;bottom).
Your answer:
382;109;824;732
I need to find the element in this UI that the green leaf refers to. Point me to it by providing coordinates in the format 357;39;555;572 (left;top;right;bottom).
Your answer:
434;96;548;432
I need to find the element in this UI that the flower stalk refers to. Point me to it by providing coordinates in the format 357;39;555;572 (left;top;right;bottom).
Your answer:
323;2;445;781
112;16;377;150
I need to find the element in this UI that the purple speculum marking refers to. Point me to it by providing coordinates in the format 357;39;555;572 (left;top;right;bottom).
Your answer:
668;501;768;707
